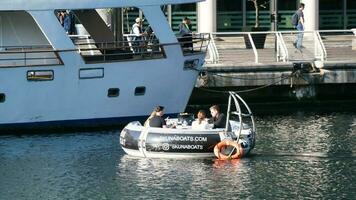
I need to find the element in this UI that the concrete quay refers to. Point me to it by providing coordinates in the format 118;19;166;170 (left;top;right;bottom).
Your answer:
190;31;356;108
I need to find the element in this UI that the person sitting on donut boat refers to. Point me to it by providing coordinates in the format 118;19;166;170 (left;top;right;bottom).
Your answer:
120;92;256;159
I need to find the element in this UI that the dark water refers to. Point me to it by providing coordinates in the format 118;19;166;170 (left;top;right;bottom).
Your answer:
1;112;355;199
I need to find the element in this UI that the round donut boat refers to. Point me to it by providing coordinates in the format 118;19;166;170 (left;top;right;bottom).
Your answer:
120;92;256;159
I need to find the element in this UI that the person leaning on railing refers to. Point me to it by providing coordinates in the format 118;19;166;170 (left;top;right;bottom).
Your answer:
131;17;147;53
178;17;193;52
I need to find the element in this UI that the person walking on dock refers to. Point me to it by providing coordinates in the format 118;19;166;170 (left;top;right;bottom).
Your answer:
293;3;305;52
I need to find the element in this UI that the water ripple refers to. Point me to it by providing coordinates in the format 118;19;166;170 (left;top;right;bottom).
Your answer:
1;112;356;199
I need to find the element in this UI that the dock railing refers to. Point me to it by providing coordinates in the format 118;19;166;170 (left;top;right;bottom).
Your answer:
206;29;356;66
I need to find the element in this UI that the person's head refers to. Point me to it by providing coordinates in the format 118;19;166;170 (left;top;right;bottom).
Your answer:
299;3;305;10
183;17;191;24
197;110;206;121
135;17;143;25
154;105;164;116
209;105;221;118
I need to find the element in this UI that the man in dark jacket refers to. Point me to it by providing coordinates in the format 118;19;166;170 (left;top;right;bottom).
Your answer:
209;105;228;129
178;17;193;51
149;106;167;128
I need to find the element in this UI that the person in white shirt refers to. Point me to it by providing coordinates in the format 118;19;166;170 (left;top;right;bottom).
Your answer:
191;110;209;130
131;17;146;53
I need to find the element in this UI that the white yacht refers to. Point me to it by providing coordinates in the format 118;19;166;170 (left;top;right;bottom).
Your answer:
0;0;209;130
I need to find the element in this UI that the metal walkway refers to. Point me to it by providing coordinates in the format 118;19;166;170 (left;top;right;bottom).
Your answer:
206;29;356;68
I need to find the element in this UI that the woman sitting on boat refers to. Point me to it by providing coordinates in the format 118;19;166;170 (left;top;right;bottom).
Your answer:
191;110;209;130
144;106;167;128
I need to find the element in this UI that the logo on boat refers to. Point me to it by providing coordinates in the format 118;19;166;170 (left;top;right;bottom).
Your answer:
171;144;203;150
160;135;208;142
159;143;203;151
162;143;170;151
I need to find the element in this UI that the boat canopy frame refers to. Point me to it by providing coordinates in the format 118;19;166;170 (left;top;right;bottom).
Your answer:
225;91;256;148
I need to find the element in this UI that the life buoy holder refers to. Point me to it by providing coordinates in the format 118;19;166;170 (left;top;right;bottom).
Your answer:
214;140;243;160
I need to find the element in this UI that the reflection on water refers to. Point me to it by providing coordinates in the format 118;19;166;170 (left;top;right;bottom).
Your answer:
0;112;355;199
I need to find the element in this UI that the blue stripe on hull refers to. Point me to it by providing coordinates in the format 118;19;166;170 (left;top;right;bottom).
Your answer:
0;113;179;132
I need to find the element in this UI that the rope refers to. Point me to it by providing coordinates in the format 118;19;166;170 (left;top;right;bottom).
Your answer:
211;73;286;80
197;71;295;94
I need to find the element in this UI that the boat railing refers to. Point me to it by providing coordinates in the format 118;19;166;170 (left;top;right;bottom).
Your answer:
176;33;211;55
74;38;165;63
0;33;210;67
0;45;63;67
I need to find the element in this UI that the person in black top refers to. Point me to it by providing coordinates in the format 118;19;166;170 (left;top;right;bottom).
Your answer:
148;106;167;128
178;17;193;51
209;105;228;129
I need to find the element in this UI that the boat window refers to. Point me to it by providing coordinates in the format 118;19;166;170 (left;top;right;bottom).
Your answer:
27;70;54;81
0;11;62;67
134;86;146;96
63;8;165;64
0;93;5;103
108;88;120;97
79;68;104;79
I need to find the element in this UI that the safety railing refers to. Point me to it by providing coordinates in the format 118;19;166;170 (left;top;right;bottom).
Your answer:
314;31;327;61
0;33;210;67
206;33;219;64
276;32;289;62
207;30;356;66
0;45;63;67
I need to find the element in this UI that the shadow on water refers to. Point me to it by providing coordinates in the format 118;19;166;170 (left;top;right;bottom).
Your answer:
188;87;356;115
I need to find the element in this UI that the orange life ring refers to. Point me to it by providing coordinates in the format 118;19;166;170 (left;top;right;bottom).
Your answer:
214;140;243;160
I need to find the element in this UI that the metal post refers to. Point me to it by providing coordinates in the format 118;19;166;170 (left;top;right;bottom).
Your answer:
0;16;2;48
167;5;172;27
343;0;347;29
270;0;278;53
225;95;232;133
248;33;259;63
112;8;123;44
139;10;143;19
270;0;278;31
242;0;246;28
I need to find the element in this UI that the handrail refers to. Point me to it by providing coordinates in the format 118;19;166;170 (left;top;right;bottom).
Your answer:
280;32;289;61
209;29;354;35
247;33;258;63
276;32;288;62
315;31;327;61
352;29;356;36
207;33;219;63
206;29;355;66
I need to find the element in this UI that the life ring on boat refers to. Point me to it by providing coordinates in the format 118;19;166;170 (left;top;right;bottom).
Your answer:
214;140;243;160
